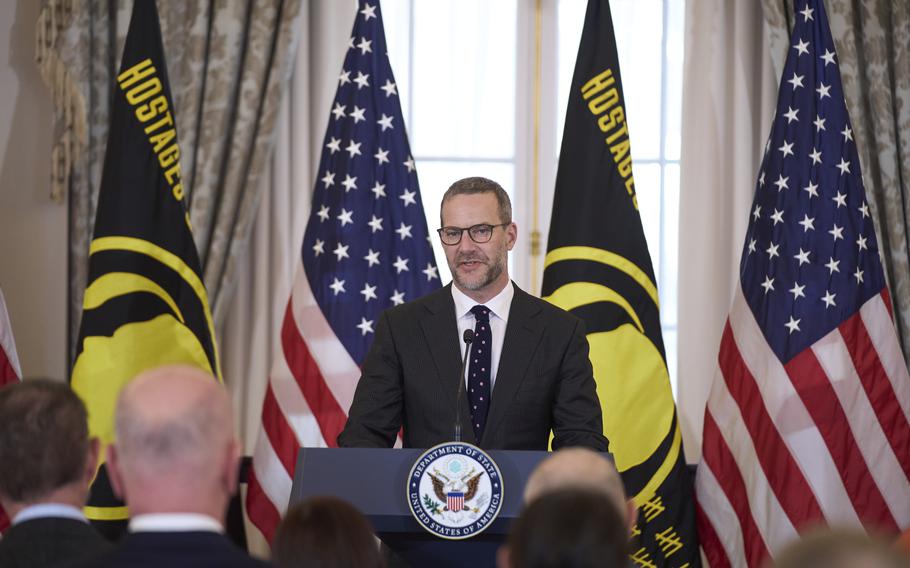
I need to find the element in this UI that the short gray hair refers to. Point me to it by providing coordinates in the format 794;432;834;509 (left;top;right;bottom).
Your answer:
440;177;512;225
114;367;230;475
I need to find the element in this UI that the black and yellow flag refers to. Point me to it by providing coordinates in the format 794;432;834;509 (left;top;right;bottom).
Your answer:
541;1;698;566
70;0;220;534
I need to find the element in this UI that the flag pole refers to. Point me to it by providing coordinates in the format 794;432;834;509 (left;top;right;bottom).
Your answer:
529;0;543;296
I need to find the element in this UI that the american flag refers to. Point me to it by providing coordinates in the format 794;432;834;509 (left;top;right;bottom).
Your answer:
0;288;20;387
0;287;21;533
246;0;440;541
694;1;910;566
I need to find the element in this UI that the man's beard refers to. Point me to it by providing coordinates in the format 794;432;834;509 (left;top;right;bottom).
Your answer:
451;248;507;292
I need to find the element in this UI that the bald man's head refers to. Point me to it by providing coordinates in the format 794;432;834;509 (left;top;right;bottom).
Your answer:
108;365;239;518
524;448;633;529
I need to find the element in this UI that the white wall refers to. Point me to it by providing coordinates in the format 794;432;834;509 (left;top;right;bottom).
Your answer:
0;0;68;380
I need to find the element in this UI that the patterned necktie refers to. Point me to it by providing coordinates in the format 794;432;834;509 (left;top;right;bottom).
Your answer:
468;305;492;442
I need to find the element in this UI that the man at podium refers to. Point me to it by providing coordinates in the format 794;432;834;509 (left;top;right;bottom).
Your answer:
339;177;607;452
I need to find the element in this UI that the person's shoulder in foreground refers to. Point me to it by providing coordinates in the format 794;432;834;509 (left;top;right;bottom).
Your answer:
80;531;270;568
0;379;112;568
72;365;269;567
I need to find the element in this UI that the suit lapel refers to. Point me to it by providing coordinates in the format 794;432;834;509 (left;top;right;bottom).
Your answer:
482;285;544;445
418;285;476;444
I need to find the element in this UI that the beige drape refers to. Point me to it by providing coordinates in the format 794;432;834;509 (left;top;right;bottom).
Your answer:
677;0;778;461
220;1;354;554
762;0;910;360
221;0;353;457
36;0;304;362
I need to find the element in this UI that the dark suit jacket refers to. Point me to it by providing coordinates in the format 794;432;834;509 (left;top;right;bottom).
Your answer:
75;531;269;568
0;516;112;568
339;283;608;451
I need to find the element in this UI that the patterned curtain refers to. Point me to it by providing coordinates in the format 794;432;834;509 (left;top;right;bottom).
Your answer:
36;0;304;363
763;0;910;360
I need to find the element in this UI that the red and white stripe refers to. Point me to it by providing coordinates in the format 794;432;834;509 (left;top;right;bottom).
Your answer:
696;284;910;567
0;287;22;533
447;493;464;513
0;288;21;386
246;264;362;542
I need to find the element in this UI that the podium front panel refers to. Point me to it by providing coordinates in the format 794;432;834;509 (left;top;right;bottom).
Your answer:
289;447;549;567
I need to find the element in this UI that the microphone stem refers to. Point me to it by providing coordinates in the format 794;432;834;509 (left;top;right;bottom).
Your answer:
455;337;473;443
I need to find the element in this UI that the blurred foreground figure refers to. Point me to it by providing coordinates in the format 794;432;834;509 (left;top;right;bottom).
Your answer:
524;447;635;532
770;527;909;568
0;379;111;567
499;488;629;568
272;496;383;568
79;365;268;568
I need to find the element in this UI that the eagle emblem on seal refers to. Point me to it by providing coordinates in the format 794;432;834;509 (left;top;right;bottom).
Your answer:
429;467;482;513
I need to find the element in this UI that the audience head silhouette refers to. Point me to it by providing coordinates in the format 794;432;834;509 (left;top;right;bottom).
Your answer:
107;365;240;521
272;496;383;568
0;379;99;516
770;527;909;568
523;447;635;531
500;488;629;568
0;379;113;567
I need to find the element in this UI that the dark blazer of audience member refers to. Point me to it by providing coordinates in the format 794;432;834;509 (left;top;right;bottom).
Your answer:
0;379;112;568
272;496;384;568
499;489;629;568
77;365;268;568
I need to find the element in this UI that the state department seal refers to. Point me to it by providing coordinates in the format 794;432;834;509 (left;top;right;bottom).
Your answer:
407;442;504;540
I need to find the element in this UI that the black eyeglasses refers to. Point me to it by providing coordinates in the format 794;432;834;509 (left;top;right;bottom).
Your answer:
437;223;510;245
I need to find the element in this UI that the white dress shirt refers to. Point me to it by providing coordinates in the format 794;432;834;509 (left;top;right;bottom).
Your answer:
129;513;224;533
13;503;87;525
452;281;514;389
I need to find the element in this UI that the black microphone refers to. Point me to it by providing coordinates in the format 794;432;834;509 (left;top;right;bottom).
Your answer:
454;329;475;442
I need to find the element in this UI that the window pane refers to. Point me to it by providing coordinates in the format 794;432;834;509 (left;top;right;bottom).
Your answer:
611;0;663;160
662;163;679;327
556;0;587;149
415;160;515;283
664;0;685;160
411;1;517;158
634;163;662;276
663;326;678;397
556;0;664;160
381;1;412;125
